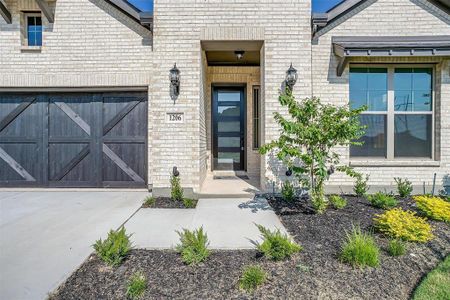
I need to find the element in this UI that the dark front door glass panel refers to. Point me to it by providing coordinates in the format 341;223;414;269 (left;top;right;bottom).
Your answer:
213;87;245;170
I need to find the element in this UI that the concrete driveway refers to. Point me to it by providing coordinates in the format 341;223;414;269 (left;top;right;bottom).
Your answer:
0;191;146;300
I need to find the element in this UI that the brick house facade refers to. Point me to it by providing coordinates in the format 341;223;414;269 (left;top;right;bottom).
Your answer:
0;0;449;195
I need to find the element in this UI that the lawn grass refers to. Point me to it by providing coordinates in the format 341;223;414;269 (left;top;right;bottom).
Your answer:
413;256;450;300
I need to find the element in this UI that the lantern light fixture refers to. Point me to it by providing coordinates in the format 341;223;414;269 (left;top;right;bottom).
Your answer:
285;63;298;91
169;63;180;101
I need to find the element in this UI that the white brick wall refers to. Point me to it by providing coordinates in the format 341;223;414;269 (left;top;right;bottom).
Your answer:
1;0;448;193
151;0;312;193
0;0;152;81
312;0;450;191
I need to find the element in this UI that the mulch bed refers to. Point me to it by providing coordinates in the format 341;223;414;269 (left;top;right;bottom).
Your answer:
51;196;449;300
142;197;197;209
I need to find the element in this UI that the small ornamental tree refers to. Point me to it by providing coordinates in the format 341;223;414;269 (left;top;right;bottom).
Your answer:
260;89;366;213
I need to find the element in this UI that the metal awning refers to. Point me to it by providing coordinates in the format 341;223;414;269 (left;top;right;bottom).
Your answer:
332;36;450;76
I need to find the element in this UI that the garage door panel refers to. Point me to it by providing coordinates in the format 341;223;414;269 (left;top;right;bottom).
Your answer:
103;97;146;138
0;143;39;183
103;143;145;183
49;96;93;138
102;143;146;183
48;143;93;183
0;96;41;138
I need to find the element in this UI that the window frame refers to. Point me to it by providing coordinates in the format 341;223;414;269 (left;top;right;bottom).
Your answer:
252;85;261;150
24;12;43;47
350;63;435;161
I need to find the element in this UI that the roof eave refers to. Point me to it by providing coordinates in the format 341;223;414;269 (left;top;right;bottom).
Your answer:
104;0;153;31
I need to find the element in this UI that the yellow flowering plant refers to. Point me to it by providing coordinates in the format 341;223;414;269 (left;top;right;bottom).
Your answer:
373;208;433;243
414;195;450;223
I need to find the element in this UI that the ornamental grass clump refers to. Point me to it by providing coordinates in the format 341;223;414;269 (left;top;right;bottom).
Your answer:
143;196;155;207
367;192;398;209
414;195;450;223
281;181;295;202
93;227;132;267
176;227;210;265
388;239;406;257
255;224;302;261
395;177;413;198
126;271;147;299
239;265;267;293
329;195;347;209
340;225;379;268
373;208;433;243
182;198;197;208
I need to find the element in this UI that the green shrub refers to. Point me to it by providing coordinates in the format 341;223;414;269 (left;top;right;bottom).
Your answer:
311;191;328;214
354;174;370;197
239;265;267;293
395;177;413;198
281;181;295;201
329;195;347;209
93;227;132;266
367;192;398;209
176;227;210;265
143;196;155;207
373;208;433;243
183;198;197;208
171;175;183;201
414;195;450;223
413;255;450;300
255;224;302;261
340;225;379;268
388;239;406;257
126;271;147;299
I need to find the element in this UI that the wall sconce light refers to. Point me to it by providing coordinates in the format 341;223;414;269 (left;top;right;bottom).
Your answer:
173;166;179;177
169;63;180;101
285;63;298;91
234;50;245;60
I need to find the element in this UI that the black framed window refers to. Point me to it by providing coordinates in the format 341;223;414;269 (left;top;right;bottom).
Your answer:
253;86;260;149
350;66;434;159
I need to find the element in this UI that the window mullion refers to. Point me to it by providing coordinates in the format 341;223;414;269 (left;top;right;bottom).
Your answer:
387;66;395;160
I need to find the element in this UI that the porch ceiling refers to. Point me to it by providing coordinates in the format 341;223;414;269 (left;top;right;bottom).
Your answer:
201;41;263;66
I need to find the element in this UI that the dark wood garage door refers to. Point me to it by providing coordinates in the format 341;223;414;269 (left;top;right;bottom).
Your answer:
0;92;147;188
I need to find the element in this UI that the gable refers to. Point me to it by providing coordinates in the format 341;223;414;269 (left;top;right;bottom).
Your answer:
313;0;450;39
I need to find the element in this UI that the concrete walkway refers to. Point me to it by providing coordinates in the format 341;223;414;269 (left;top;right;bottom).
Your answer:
126;196;288;249
0;191;146;300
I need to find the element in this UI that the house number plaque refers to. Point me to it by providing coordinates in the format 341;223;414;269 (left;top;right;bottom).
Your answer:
166;112;184;124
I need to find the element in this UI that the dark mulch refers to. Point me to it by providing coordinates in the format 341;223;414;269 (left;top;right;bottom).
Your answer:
142;197;197;209
51;196;449;300
268;195;450;300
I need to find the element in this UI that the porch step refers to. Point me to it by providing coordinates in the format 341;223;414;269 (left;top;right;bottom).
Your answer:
199;172;261;199
212;170;248;177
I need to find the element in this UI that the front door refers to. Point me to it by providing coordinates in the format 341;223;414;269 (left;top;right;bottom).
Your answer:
212;86;245;170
